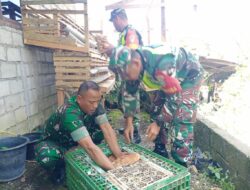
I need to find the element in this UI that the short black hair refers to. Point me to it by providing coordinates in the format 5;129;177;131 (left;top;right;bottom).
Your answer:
77;81;100;96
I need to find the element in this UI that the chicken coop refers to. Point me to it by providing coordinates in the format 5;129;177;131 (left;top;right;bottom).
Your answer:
20;0;115;105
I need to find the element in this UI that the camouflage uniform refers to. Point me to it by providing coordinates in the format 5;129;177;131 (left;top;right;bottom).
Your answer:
109;45;204;164
35;96;108;171
107;25;143;134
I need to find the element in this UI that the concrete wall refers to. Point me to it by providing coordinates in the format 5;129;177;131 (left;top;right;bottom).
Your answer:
195;115;250;190
0;25;57;134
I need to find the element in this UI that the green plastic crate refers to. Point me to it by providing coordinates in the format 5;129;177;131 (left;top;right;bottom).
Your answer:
65;141;190;190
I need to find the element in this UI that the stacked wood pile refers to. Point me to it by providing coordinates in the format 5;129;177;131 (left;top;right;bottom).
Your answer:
20;0;115;105
54;49;114;105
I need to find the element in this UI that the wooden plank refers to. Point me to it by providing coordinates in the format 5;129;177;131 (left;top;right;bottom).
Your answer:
53;57;90;61
21;0;87;5
99;78;115;94
57;90;65;106
22;9;87;15
54;61;90;67
56;74;89;80
24;32;76;44
55;67;90;73
22;17;57;25
56;81;85;88
54;51;89;57
24;38;89;52
91;73;111;83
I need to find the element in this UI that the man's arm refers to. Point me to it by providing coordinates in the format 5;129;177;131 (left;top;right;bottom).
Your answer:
78;136;114;170
99;122;123;158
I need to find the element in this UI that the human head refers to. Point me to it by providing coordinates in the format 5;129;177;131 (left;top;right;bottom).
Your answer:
109;46;142;81
77;81;101;115
109;8;128;32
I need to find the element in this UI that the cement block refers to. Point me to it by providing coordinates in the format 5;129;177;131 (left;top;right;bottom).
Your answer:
29;113;44;130
1;63;17;78
194;121;211;151
45;52;53;62
0;81;10;98
36;50;46;62
7;47;21;62
0;98;5;115
28;89;38;103
0;112;16;130
7;120;29;135
15;106;27;123
20;48;35;62
0;27;12;45
9;80;24;94
43;107;54;120
12;32;23;47
0;46;6;61
28;102;39;116
4;93;25;112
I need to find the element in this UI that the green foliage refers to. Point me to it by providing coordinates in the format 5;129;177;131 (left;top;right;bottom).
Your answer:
207;166;235;190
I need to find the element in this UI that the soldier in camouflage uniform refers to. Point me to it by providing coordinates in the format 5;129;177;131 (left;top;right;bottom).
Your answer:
105;8;143;144
35;81;124;184
108;45;204;166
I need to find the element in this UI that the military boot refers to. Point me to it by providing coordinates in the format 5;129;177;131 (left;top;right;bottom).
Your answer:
133;129;141;144
51;159;65;185
153;143;169;158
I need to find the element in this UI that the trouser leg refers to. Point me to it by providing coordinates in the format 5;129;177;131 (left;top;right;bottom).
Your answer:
170;84;200;166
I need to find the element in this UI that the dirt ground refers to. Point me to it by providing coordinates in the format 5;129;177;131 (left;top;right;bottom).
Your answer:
0;110;220;190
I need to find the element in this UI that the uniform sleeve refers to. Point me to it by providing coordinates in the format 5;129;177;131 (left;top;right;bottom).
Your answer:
63;108;90;142
125;28;140;49
93;103;109;126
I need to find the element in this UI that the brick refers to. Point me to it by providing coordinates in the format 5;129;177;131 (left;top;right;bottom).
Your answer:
0;46;6;61
0;112;16;130
29;102;39;116
4;93;24;112
0;27;12;45
0;98;5;115
43;107;54;120
0;81;10;97
29;113;44;130
45;52;53;62
27;77;37;89
20;48;34;62
15;106;27;123
28;89;38;103
1;63;17;78
7;120;29;135
7;47;21;62
36;50;46;62
12;31;23;47
9;79;24;94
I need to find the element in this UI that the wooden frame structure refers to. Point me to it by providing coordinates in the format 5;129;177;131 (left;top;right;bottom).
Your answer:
21;0;89;52
54;49;115;105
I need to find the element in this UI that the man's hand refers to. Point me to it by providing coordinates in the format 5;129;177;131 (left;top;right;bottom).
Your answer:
95;35;114;56
124;125;134;144
146;122;160;141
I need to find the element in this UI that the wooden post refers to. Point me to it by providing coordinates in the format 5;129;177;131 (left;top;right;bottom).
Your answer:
57;89;65;106
161;0;166;42
84;2;89;52
0;0;2;17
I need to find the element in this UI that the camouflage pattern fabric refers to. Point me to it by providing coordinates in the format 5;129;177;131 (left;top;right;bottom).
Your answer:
35;96;108;171
109;45;204;164
107;25;143;131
